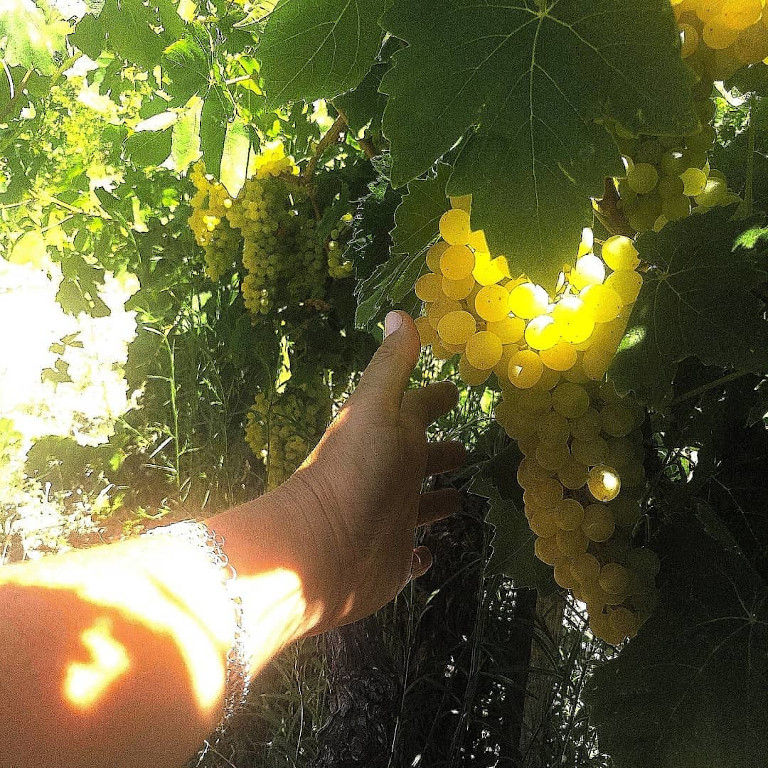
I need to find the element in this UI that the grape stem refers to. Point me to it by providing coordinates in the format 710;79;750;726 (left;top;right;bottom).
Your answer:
593;178;634;237
303;113;347;183
668;370;748;407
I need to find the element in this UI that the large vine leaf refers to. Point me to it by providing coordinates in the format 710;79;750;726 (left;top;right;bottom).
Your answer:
585;521;768;768
355;163;450;329
257;0;386;108
0;0;69;75
380;0;696;287
610;209;768;407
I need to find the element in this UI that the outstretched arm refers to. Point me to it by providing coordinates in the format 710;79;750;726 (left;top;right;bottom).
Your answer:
0;312;464;768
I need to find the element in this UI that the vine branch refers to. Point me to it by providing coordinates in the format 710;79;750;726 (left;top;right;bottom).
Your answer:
304;113;347;182
669;370;750;407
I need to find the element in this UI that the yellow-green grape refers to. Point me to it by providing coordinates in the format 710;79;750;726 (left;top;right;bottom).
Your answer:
680;167;708;196
587;465;622;502
535;535;561;565
598;562;632;598
529;510;560;538
557;458;589;490
609;606;638;640
626;162;659;194
571;407;603;440
475;284;510;322
571;552;601;584
523;475;564;506
440;244;475;280
538;366;563;390
553;558;581;589
517;386;553;415
604;269;643;305
662;193;692;221
442;273;476;300
556;528;589;556
539;342;578;371
580;284;623;322
535;440;571;471
537;411;571;443
552;382;590;419
426;241;449;272
602;235;640;271
570;436;609;467
517;457;554;490
600;402;636;437
439;208;471;245
473;251;509;285
508;349;544;389
551;296;595;344
695;176;730;207
508;282;549;318
429;297;465;329
553;498;585;530
467;228;489;251
415;315;438;347
465;330;503;369
437;309;476;345
570;253;606;290
582;503;616;542
657;174;685;199
459;354;491;386
525;314;560;351
679;21;700;57
487;316;525;344
494;345;518;380
415;272;443;303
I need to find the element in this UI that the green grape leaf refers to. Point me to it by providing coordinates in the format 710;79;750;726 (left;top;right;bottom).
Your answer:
380;0;697;287
585;521;768;768
124;128;172;167
610;209;768;408
472;445;557;594
257;0;386;107
354;250;423;330
171;97;202;172
334;58;388;134
0;0;69;75
69;13;107;60
391;162;451;257
161;37;209;102
200;88;229;178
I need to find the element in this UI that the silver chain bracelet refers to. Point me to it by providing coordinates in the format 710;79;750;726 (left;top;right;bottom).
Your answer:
142;519;251;723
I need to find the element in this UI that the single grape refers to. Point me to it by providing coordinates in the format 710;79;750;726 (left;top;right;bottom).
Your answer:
437;310;477;345
587;465;622;502
508;349;544;389
525;315;560;351
627;163;659;194
601;235;640;271
439;208;471;245
487;316;525;344
465;330;503;369
582;503;616;542
442;273;476;300
415;272;443;303
440;244;475;280
475;284;510;322
552;382;590;419
508;282;549;318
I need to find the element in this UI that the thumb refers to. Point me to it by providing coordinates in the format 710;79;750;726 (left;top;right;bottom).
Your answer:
353;311;421;411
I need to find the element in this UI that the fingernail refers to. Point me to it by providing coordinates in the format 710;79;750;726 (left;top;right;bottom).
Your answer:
384;311;402;338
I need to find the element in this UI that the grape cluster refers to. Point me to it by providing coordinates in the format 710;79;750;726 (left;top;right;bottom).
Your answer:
673;0;768;80
613;96;738;234
228;174;326;315
245;376;332;490
414;201;658;642
188;164;242;282
188;144;329;314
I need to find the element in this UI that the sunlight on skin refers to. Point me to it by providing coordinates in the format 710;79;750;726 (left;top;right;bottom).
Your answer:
65;617;130;708
0;535;310;717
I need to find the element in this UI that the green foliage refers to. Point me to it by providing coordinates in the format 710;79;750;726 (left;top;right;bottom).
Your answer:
611;209;768;407
258;0;386;107
473;445;557;595
380;0;695;286
0;0;69;75
585;521;768;768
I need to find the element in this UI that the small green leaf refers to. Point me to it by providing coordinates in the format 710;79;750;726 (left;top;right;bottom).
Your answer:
220;116;252;197
391;162;451;257
610;208;768;407
171;96;202;172
70;13;107;60
258;0;386;107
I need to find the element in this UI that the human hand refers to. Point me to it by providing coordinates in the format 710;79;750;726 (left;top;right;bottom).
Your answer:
286;310;465;629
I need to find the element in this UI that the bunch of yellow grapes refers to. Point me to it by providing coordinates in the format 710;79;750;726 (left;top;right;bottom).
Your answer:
188;144;332;314
414;201;659;643
189;164;242;282
673;0;768;79
613;97;738;234
245;376;332;490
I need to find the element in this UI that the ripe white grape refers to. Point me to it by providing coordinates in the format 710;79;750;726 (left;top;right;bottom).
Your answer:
437;310;476;345
475;284;510;322
415;272;443;303
465;330;503;369
601;235;640;270
440;244;475;280
439;208;471;245
587;465;622;502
